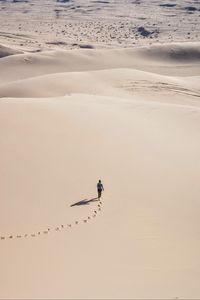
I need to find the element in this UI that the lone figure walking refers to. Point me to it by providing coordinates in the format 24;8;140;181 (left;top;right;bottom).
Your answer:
97;179;104;199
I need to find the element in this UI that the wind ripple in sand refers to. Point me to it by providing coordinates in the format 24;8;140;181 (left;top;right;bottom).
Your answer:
119;80;200;98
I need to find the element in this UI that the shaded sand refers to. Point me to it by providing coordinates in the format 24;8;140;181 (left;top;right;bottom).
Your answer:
0;44;22;58
0;41;200;299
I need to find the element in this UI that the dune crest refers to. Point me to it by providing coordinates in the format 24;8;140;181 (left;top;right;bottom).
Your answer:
0;43;199;101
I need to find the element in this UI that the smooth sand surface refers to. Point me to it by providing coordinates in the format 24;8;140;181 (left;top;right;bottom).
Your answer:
0;0;200;298
0;42;200;299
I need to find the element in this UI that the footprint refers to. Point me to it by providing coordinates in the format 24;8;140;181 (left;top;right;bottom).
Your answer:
0;203;102;241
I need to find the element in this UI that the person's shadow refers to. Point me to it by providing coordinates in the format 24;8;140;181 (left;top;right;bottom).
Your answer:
70;197;99;207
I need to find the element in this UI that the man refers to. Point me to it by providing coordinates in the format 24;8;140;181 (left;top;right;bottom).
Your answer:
97;179;104;199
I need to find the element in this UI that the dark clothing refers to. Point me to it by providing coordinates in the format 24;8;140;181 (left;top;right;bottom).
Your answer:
97;182;104;198
97;182;103;190
98;189;102;198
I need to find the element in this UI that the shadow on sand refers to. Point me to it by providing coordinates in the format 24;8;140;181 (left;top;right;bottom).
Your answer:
71;197;99;207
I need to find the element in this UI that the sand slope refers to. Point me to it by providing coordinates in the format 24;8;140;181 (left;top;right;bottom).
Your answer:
1;42;200;84
0;42;200;299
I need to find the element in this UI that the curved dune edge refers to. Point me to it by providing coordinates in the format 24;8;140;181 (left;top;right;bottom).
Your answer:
0;42;200;99
0;201;103;241
0;42;200;85
0;44;23;58
0;68;200;99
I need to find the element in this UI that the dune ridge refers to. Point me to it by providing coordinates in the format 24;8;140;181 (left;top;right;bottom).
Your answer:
1;42;200;84
0;42;199;104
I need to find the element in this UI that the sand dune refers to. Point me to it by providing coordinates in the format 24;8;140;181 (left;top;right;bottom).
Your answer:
0;13;200;300
1;42;200;84
0;68;200;100
0;42;199;102
139;42;200;61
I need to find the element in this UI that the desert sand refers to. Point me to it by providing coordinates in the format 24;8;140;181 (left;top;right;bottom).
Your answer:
0;0;200;299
